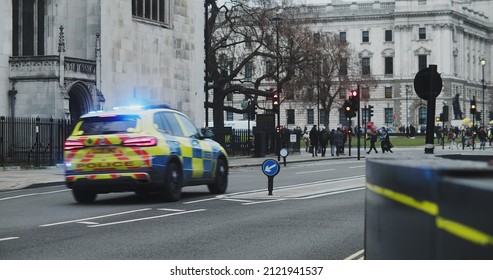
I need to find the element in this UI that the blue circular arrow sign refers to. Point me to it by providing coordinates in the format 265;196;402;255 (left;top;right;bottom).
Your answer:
262;159;280;177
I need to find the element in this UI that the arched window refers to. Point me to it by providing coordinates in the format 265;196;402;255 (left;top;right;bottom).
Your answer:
418;107;427;125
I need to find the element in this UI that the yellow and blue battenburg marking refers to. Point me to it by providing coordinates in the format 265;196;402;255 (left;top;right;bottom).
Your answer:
367;182;493;247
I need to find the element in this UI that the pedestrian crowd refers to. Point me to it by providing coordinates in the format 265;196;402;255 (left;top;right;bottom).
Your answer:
301;124;492;157
434;125;493;150
303;125;396;157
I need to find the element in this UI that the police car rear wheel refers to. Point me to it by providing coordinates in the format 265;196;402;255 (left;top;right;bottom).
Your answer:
72;189;97;203
160;162;182;202
208;158;228;194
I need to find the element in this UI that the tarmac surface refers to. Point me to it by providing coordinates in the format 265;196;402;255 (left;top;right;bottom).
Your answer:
1;145;492;192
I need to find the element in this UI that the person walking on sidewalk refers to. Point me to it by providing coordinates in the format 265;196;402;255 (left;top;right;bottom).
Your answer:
366;131;378;154
379;127;393;153
319;126;329;157
334;127;344;156
303;130;310;152
329;129;336;156
447;130;456;149
309;125;319;157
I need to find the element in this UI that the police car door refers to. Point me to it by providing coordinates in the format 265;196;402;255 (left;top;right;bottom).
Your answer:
164;112;214;180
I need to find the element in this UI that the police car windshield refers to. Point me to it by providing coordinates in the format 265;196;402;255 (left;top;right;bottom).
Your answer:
78;115;139;135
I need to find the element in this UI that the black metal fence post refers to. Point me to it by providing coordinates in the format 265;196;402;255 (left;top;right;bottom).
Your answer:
35;116;41;167
49;117;54;166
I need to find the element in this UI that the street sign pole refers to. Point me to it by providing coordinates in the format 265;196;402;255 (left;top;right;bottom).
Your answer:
414;64;443;155
262;159;280;195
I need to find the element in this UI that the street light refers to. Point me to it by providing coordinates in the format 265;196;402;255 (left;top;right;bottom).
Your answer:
273;9;283;161
480;57;486;127
405;84;409;137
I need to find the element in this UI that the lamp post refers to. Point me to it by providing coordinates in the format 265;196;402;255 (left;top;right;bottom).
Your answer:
405;84;409;137
273;10;282;161
480;57;486;128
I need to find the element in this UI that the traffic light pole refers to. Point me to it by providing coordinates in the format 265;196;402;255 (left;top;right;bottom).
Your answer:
357;84;361;161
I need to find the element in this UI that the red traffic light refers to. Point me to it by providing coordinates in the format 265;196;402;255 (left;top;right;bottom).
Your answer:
272;92;280;113
272;93;279;105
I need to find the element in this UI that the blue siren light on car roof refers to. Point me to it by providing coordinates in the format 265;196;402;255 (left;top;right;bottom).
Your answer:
112;104;171;111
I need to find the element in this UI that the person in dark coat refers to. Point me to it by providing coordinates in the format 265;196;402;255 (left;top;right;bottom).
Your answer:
309;125;319;157
319;127;329;157
366;131;378;154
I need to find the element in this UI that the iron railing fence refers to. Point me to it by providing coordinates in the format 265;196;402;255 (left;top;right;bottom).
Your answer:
0;117;304;167
0;116;72;167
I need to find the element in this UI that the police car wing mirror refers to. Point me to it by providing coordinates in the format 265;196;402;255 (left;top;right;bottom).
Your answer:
201;128;214;139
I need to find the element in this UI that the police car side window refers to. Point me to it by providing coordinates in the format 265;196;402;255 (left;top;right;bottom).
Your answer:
175;114;200;139
163;112;184;137
153;113;173;135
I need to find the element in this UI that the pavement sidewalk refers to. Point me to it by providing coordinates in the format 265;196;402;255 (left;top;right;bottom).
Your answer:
0;149;349;192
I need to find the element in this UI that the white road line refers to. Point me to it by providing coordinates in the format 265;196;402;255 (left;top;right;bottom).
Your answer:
76;221;100;225
349;165;365;169
242;199;287;205
183;197;220;204
156;208;185;212
221;198;255;203
295;169;335;175
39;208;152;227
0;189;69;201
0;237;19;242
87;209;207;228
345;249;365;260
297;187;365;199
183;175;365;205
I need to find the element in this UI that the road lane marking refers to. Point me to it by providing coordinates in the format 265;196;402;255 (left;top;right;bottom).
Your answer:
345;249;364;260
156;208;185;212
0;237;19;242
242;199;288;205
87;209;207;227
76;221;100;225
183;175;365;205
39;208;152;227
349;165;365;169
297;187;365;199
0;189;69;201
221;198;255;203
295;169;335;175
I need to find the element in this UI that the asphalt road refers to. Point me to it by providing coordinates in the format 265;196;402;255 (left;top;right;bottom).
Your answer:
0;159;366;260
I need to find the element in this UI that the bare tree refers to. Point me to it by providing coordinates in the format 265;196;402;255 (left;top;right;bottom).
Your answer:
285;30;377;129
206;0;376;130
205;0;316;130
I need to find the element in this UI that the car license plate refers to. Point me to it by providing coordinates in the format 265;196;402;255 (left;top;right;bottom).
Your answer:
92;147;117;154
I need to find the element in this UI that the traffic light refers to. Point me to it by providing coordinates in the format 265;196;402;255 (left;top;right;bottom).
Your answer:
442;105;449;122
349;89;360;110
272;92;280;113
343;100;355;118
470;98;477;115
436;116;441;122
368;105;374;121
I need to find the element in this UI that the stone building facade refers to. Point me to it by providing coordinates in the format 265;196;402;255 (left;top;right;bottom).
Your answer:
0;0;205;125
224;0;492;131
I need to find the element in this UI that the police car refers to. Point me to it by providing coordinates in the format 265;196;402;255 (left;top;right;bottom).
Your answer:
64;105;228;203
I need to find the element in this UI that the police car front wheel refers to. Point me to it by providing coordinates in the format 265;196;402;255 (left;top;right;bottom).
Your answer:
208;158;228;194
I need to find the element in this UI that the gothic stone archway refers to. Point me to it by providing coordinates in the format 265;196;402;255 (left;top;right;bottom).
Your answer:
68;82;93;122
